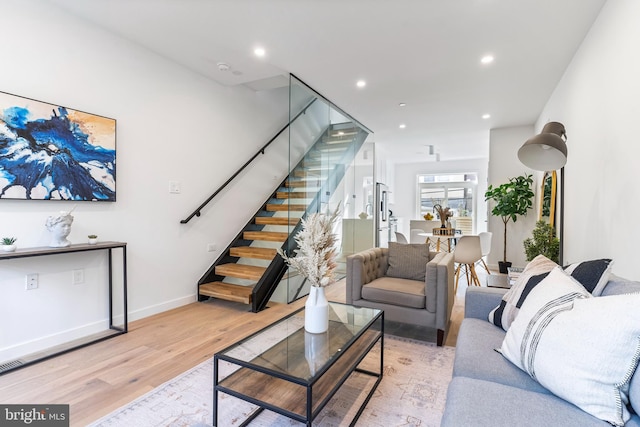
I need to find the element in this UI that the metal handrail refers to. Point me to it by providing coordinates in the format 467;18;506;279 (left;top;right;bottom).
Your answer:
180;97;317;224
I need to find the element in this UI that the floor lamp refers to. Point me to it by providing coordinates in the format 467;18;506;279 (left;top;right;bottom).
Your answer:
517;122;568;265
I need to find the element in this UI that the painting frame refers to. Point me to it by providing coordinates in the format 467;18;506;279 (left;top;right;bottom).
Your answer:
0;91;116;202
539;170;557;227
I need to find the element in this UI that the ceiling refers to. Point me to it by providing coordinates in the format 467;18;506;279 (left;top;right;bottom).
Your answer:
46;0;606;163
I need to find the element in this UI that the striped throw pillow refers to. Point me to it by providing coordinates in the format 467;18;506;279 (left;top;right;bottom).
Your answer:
500;267;640;426
488;256;614;331
488;255;558;330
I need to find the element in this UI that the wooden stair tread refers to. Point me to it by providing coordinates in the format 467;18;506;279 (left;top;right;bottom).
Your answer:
276;191;316;199
255;216;300;226
230;246;277;260
301;160;322;167
312;142;351;151
199;281;253;304
306;150;346;158
293;170;323;178
298;164;328;171
328;127;358;137
215;263;266;280
285;180;320;188
266;204;307;212
243;230;289;241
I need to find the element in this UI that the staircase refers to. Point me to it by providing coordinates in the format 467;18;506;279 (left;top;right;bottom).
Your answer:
197;123;368;311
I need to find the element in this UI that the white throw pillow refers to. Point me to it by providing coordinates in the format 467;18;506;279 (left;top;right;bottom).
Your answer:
500;267;640;426
489;256;614;330
563;258;613;295
488;255;558;330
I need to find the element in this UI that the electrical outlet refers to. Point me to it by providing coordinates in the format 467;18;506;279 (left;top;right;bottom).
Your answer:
207;243;216;252
25;273;38;290
169;181;181;194
72;269;85;285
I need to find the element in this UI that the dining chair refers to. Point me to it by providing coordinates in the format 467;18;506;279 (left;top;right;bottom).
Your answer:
453;235;482;293
477;231;492;274
394;231;409;244
410;229;428;244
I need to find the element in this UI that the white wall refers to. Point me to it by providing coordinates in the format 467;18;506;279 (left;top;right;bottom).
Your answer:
536;0;640;279
487;126;537;269
0;1;290;359
392;158;489;239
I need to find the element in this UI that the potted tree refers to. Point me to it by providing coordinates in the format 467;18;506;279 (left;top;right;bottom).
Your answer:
484;174;535;273
524;220;560;263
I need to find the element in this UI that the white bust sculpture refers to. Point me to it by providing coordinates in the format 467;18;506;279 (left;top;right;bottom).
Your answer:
46;211;74;247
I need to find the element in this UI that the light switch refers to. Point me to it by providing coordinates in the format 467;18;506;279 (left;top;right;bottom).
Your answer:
169;181;181;194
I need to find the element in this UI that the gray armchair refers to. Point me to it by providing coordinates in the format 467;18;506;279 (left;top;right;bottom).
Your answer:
346;245;455;346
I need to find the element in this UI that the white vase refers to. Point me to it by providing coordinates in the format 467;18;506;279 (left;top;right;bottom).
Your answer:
88;238;98;245
305;286;329;333
2;244;16;252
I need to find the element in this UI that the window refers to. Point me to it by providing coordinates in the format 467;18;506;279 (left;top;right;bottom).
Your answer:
417;173;477;233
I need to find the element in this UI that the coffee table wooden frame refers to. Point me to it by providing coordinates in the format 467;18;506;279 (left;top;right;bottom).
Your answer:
213;302;383;426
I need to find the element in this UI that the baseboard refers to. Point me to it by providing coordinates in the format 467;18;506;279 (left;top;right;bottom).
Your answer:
0;294;197;364
127;294;197;322
0;320;111;363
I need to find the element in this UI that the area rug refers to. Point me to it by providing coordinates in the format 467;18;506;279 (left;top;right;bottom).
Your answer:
88;335;455;427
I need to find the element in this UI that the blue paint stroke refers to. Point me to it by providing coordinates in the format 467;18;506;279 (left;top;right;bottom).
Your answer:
0;105;116;201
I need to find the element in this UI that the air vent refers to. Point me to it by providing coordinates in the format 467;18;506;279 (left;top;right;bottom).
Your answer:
0;359;24;373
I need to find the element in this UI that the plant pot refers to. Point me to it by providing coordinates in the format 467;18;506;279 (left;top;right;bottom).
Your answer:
498;261;512;274
2;244;16;252
88;238;98;245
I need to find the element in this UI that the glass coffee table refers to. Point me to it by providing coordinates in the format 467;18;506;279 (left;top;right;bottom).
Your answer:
213;302;383;426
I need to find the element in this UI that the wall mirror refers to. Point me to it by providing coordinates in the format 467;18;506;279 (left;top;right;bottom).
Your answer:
539;171;557;226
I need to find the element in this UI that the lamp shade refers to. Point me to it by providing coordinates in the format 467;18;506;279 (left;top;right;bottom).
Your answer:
518;122;567;171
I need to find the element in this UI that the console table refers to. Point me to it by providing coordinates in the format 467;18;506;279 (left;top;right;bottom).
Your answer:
0;241;127;375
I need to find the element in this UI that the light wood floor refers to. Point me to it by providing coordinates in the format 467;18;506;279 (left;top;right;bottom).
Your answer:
0;279;467;426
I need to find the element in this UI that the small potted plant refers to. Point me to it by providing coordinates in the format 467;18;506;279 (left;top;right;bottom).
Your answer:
88;234;98;245
524;220;560;263
2;237;17;252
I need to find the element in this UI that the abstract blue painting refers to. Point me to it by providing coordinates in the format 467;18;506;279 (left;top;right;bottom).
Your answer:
0;91;116;201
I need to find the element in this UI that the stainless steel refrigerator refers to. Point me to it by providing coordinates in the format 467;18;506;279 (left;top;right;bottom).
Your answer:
375;182;390;247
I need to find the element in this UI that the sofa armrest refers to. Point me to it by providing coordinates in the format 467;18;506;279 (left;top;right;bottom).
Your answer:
426;252;454;330
426;252;446;312
464;286;508;320
346;247;388;304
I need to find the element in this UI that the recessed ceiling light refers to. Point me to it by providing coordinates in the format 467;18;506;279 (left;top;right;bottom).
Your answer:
254;47;266;57
399;124;406;129
399;102;407;107
481;55;494;65
482;114;491;119
356;80;366;88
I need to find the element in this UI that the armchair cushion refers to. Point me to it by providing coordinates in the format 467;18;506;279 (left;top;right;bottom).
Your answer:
386;242;430;281
362;276;426;309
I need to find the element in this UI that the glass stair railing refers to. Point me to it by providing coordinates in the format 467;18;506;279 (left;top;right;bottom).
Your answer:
197;121;369;312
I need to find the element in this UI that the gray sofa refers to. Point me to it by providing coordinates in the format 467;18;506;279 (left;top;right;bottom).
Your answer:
442;277;640;426
346;246;454;346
